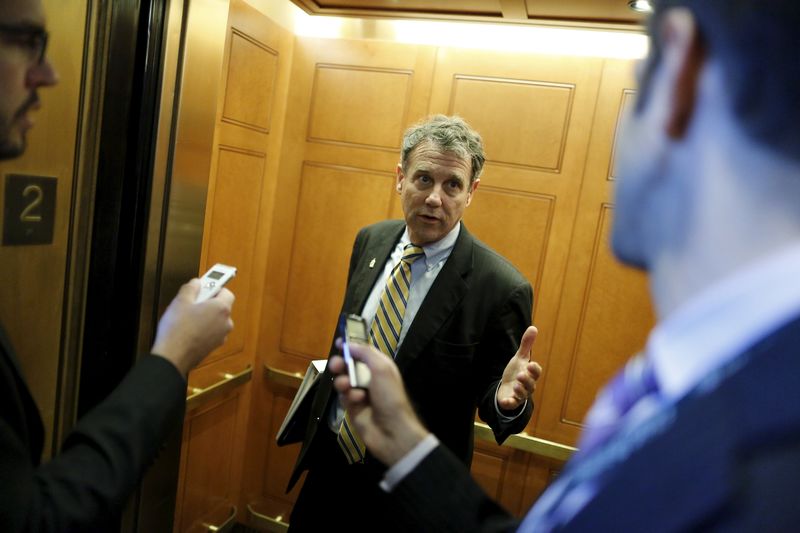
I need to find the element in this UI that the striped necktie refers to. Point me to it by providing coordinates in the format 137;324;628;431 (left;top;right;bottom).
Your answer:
337;243;425;464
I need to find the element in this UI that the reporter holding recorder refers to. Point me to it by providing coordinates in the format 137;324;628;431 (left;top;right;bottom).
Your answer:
0;1;236;530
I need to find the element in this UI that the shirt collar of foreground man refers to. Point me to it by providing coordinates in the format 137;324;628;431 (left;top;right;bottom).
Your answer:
329;0;800;531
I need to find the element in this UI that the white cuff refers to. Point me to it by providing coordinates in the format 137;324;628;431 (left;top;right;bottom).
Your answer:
379;433;440;492
495;382;528;421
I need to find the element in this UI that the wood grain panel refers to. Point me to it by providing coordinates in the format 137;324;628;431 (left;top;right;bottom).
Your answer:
280;162;395;360
175;1;296;530
262;386;306;505
308;65;413;150
222;30;278;133
472;448;508;501
243;379;308;524
176;394;240;532
450;75;574;172
608;89;636;181
536;59;655;445
430;48;604;436
472;438;567;517
462;186;554;312
520;455;565;512
561;204;653;425
202;147;266;363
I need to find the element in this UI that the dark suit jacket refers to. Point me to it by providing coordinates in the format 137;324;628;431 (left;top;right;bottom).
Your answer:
389;314;800;532
288;220;534;490
0;321;187;532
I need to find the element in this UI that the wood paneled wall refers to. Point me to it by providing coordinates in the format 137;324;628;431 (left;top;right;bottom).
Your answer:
246;32;654;523
173;1;294;530
173;3;655;528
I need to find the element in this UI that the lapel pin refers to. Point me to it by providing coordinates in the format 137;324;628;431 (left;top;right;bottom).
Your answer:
369;258;376;268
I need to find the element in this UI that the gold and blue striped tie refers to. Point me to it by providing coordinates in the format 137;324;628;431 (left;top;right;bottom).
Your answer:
337;243;425;463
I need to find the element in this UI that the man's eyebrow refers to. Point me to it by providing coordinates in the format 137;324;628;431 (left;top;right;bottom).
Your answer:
3;20;47;32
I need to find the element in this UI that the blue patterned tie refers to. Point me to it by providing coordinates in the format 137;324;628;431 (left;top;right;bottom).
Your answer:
523;353;662;529
337;244;425;464
577;353;660;458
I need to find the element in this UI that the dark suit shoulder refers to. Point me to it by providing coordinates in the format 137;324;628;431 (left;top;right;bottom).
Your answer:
359;219;404;239
468;233;530;289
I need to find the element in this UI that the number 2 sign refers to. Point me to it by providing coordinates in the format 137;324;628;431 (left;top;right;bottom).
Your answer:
3;174;57;246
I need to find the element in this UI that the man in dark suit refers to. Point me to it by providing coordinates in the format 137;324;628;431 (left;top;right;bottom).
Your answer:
287;115;542;531
0;1;235;531
328;0;800;531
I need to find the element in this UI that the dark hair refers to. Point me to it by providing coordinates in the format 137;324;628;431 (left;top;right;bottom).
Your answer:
644;0;800;161
400;115;486;183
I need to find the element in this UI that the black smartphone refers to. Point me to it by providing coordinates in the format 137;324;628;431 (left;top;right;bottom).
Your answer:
339;313;371;389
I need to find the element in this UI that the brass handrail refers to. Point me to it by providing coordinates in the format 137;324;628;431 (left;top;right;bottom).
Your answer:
202;506;237;532
263;363;576;461
247;504;289;532
186;366;253;411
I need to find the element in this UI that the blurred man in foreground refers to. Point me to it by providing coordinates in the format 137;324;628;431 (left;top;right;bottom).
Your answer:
331;0;800;530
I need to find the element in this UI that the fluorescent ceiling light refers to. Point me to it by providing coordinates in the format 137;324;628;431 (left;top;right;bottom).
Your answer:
295;12;648;60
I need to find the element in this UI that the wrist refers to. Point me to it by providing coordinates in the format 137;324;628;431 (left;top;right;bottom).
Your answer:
386;420;430;465
151;343;191;379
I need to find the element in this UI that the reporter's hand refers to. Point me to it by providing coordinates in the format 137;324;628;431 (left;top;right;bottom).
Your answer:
497;326;542;411
330;341;429;466
151;279;235;378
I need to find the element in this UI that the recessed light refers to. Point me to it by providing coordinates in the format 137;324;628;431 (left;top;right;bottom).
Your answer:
628;0;654;13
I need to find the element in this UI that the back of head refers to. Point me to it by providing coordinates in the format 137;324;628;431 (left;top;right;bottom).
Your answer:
647;0;800;162
400;115;486;183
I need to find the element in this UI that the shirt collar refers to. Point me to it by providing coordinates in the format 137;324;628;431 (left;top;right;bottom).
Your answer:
648;241;800;401
400;222;461;268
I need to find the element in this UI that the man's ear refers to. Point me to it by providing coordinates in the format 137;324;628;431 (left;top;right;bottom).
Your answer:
659;8;706;138
465;178;479;207
395;163;404;192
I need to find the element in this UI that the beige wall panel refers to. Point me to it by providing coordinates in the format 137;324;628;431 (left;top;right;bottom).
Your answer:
222;31;278;132
450;76;574;171
472;439;561;517
262;388;306;506
308;65;413;150
430;48;601;189
176;395;240;532
608;89;636;181
256;37;435;374
184;0;297;525
280;163;395;359
520;455;564;512
472;447;509;501
561;205;653;424
202;147;266;363
536;59;655;445
429;47;604;435
462;186;554;310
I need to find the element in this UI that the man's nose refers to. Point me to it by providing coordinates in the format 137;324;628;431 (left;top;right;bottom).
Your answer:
28;56;60;88
425;188;442;206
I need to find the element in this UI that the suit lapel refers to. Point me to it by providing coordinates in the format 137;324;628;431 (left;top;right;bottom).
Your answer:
0;321;24;379
347;221;405;315
0;320;45;462
394;223;473;372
